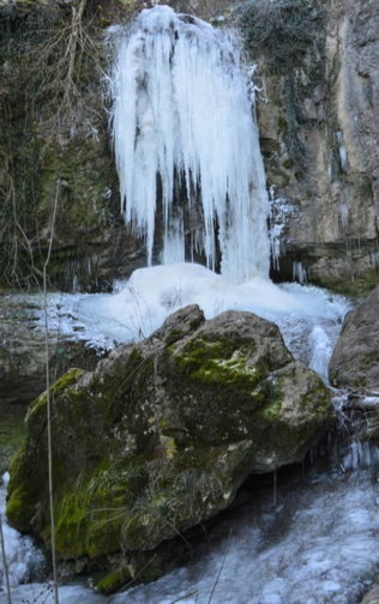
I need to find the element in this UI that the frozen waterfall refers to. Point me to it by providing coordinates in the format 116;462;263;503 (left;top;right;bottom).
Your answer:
110;5;270;282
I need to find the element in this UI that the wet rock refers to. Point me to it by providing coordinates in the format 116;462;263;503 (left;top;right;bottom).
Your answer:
0;296;102;406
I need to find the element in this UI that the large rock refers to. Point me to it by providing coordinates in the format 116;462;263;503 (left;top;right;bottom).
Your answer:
6;305;333;591
329;286;379;390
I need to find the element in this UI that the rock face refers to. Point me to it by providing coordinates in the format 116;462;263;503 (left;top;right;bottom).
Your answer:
360;584;379;604
0;0;146;292
242;0;379;292
329;286;379;390
7;305;333;591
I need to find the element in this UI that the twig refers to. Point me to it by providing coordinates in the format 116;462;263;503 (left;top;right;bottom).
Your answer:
43;178;61;604
170;590;199;604
207;552;226;604
0;511;12;604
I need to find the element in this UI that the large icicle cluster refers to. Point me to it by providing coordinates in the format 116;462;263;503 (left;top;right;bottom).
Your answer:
110;5;270;282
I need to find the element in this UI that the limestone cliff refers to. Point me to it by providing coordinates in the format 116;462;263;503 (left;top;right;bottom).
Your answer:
239;0;379;292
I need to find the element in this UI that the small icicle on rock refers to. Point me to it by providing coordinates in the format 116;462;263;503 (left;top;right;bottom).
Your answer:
109;5;270;282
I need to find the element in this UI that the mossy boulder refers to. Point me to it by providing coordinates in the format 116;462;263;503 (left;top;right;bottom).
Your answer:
6;304;333;590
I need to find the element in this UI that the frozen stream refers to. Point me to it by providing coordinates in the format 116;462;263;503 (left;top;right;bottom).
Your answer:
3;455;379;603
117;463;379;604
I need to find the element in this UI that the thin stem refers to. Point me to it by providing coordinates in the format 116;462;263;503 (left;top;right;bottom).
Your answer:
43;178;60;604
207;552;226;604
0;512;12;604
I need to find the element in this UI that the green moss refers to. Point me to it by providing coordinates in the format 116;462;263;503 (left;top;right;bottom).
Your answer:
175;337;269;397
6;442;42;531
54;490;91;557
257;390;283;420
53;463;134;557
363;352;379;364
278;115;288;133
30;367;85;413
5;485;36;532
96;567;133;595
26;367;85;438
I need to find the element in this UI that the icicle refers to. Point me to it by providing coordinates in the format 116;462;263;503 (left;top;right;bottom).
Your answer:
292;260;308;284
109;6;270;282
342;440;379;471
268;190;295;273
335;130;348;173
